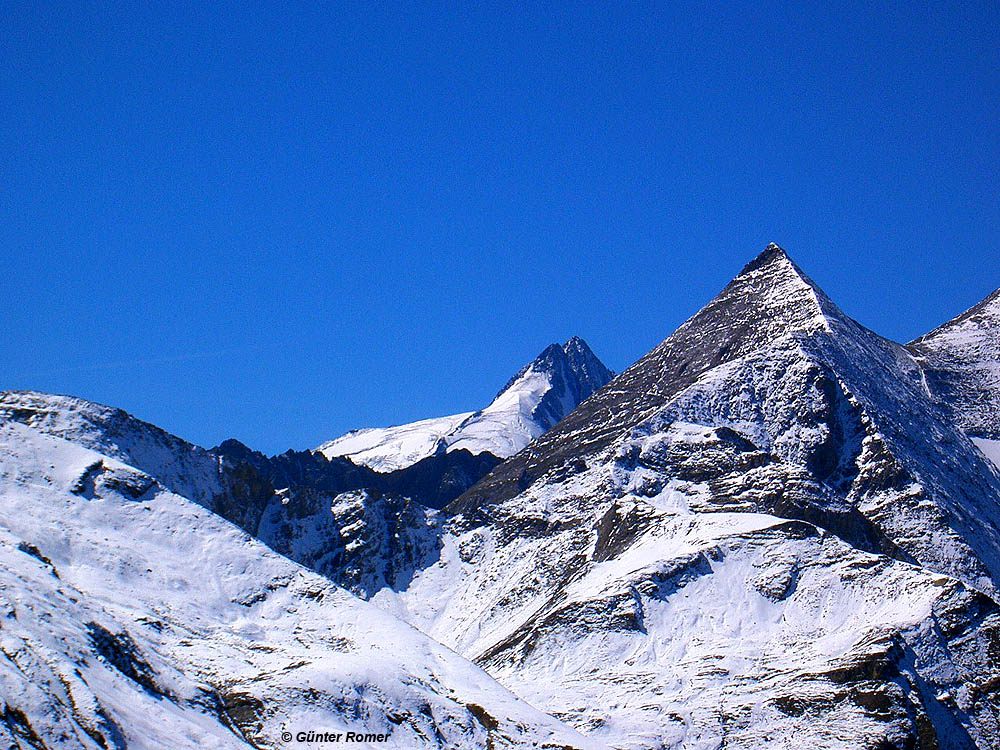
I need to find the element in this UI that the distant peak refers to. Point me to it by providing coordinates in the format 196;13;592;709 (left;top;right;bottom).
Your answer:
910;285;1000;348
493;337;614;403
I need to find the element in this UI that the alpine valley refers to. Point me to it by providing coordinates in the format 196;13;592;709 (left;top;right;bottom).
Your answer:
2;244;999;750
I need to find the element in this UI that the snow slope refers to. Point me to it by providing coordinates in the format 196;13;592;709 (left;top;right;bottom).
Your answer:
0;416;603;749
316;413;474;473
318;337;613;471
0;390;226;506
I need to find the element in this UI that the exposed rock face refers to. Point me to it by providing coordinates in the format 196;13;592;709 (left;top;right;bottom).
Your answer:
212;437;503;512
318;337;614;472
908;288;1000;440
255;487;441;598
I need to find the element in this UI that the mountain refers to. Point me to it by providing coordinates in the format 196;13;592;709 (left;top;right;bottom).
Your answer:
4;245;1000;749
0;393;601;749
908;288;1000;469
454;245;1000;591
368;245;1000;748
318;337;614;472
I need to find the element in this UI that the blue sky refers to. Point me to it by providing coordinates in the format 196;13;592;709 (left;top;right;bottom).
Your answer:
3;1;998;454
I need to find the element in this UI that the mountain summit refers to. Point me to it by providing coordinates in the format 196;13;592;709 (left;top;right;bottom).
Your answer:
319;337;613;471
456;245;1000;592
455;243;868;510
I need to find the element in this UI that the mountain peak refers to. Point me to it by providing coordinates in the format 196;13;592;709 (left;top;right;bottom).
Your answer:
451;245;869;513
737;241;791;275
319;337;614;471
731;243;829;311
679;243;847;347
495;336;613;402
912;287;1000;347
733;242;813;289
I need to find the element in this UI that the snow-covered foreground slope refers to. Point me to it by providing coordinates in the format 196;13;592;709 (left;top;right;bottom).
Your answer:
319;337;613;471
0;391;448;599
391;485;1000;748
370;246;1000;748
909;287;1000;440
0;390;227;506
0;419;603;749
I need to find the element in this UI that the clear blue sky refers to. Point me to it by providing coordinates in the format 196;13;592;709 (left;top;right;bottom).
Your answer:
2;2;998;454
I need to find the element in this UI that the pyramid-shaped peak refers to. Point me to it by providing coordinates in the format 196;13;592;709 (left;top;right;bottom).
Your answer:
681;243;850;345
561;336;604;366
450;244;876;513
733;242;820;289
561;336;615;390
492;337;614;404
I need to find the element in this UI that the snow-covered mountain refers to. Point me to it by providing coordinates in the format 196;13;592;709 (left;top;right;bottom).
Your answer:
0;392;467;599
3;245;1000;749
0;395;601;749
318;337;614;472
908;287;1000;438
367;245;1000;748
909;287;1000;470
